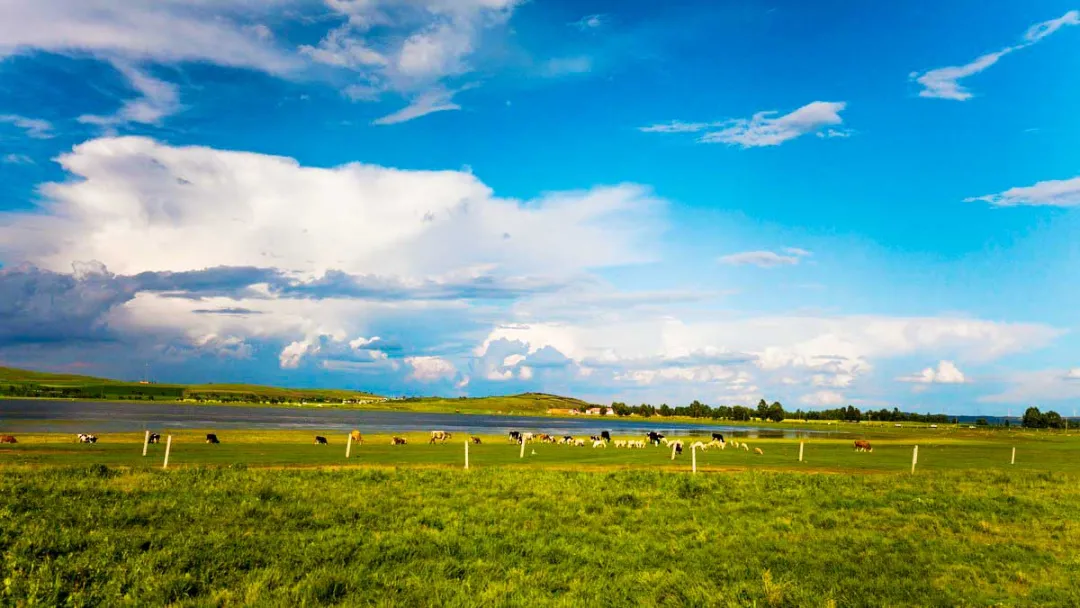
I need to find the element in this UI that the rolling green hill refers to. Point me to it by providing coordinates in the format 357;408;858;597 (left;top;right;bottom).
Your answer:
0;367;596;414
0;366;383;404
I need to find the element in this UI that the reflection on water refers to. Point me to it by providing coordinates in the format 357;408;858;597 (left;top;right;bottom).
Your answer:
0;400;830;439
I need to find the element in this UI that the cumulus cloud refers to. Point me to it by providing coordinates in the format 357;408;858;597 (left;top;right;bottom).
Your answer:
0;137;665;278
643;102;847;148
897;360;967;384
406;355;457;381
981;367;1080;404
911;10;1079;101
964;176;1080;207
0;114;53;139
718;249;811;268
799;390;845;407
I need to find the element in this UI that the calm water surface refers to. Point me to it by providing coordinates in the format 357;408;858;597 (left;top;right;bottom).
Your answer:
0;399;832;438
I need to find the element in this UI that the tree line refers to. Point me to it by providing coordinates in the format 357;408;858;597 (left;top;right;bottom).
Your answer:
603;399;954;423
1022;407;1068;429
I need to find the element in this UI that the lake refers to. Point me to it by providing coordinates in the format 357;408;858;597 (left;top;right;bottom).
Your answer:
0;399;828;438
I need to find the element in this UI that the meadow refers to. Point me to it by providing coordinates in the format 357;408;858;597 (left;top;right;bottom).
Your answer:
2;465;1079;606
3;430;1079;606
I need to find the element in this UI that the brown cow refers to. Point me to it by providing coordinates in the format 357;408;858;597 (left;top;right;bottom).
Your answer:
350;430;363;444
392;437;407;445
471;437;482;444
854;440;873;452
0;435;16;444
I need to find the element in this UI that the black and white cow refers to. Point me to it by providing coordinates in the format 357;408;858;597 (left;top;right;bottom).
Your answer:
711;432;725;443
77;433;98;444
647;431;665;446
206;433;220;444
314;436;328;445
148;433;161;444
508;431;521;443
601;431;611;442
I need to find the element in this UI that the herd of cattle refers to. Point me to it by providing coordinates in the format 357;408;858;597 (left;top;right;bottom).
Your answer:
0;431;873;456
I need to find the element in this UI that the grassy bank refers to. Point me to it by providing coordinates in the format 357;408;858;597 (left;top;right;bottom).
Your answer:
1;466;1078;606
3;430;1079;475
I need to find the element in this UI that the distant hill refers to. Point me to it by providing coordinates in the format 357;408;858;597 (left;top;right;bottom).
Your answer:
0;366;383;404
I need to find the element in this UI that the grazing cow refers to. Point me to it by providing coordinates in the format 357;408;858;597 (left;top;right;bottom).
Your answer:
853;440;873;453
690;441;707;451
0;435;16;444
561;435;574;444
77;433;98;444
538;434;555;443
471;437;482;444
148;433;161;444
429;430;452;444
574;439;586;447
729;440;740;449
742;443;749;452
589;435;602;442
509;431;521;443
753;447;764;455
601;431;611;442
521;432;535;443
707;440;725;450
206;433;220;444
392;437;407;445
647;431;665;446
671;442;683;459
711;432;725;443
592;440;607;448
350;430;363;444
314;436;328;445
614;440;628;448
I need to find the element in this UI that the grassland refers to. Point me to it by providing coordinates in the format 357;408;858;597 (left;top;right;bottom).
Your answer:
1;465;1078;606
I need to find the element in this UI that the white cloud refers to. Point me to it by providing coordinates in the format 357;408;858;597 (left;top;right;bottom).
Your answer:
478;313;1060;400
964;176;1080;208
0;136;665;277
406;355;456;381
718;249;810;268
502;354;526;367
541;56;592;76
0;114;53;139
911;10;1079;101
349;336;381;350
570;14;605;30
303;0;522;122
699;101;847;148
373;87;462;125
638;121;718;134
2;153;34;164
280;338;319;369
897;360;967;384
980;367;1080;404
517;365;533;380
799;390;845;406
0;1;301;74
78;62;181;127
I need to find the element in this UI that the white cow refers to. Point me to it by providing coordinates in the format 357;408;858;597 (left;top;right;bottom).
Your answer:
592;440;607;448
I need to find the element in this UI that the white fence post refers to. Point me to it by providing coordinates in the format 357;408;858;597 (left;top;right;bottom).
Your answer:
799;441;804;463
465;440;469;470
692;445;697;474
163;435;172;470
520;438;526;459
1011;447;1016;465
670;443;677;461
346;434;352;459
142;430;150;457
911;445;918;474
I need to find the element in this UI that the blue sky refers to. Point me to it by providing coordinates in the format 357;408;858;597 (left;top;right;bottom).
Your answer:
1;0;1079;415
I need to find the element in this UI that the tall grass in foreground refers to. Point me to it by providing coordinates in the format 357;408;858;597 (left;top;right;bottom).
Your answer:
2;467;1078;606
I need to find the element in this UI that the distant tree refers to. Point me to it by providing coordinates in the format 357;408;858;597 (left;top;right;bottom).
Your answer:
767;402;785;422
756;399;770;420
731;406;751;421
1022;406;1045;429
658;404;673;417
1045;411;1064;429
975;418;988;426
599;406;608;416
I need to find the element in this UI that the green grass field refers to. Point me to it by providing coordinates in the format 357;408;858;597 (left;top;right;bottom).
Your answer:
2;429;1078;474
1;465;1078;606
3;430;1078;605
